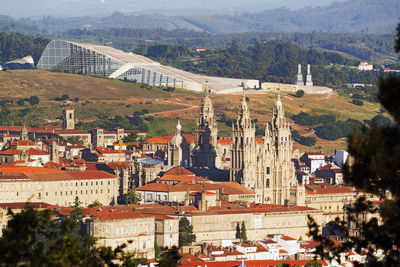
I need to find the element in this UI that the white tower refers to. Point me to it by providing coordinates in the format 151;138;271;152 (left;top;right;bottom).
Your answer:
295;64;303;86
305;64;313;87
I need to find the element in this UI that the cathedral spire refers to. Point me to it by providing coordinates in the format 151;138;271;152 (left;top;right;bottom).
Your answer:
176;118;182;135
237;91;251;128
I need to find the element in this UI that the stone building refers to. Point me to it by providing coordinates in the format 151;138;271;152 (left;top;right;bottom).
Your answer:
154;214;179;249
229;94;305;205
180;202;323;245
86;211;155;259
192;89;218;168
167;119;190;168
305;184;355;224
62;107;75;130
0;167;119;206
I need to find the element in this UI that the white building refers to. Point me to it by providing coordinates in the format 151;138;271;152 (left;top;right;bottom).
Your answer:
358;61;373;71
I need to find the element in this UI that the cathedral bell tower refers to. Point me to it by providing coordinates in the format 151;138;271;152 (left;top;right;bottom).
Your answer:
168;119;190;168
193;88;218;168
230;92;257;188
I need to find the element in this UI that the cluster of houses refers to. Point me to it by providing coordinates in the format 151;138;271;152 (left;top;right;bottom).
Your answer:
0;102;376;267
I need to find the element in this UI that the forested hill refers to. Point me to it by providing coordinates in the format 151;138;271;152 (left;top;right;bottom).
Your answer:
59;29;397;64
140;41;381;88
184;0;400;34
0;0;398;34
0;32;49;64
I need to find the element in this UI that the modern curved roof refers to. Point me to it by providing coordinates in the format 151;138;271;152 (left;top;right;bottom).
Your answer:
37;40;259;94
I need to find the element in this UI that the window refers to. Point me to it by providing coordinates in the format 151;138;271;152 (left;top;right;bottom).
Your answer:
266;179;270;188
266;167;270;174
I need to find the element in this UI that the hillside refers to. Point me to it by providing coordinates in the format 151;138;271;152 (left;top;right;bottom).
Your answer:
1;0;398;34
0;70;383;153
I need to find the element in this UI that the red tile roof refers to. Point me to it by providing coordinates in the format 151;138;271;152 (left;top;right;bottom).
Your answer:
281;236;296;241
164;167;195;176
11;140;36;146
305;185;353;195
0;202;55;210
94;211;151;221
26;148;49;156
178;259;328;267
136;181;255;196
145;134;195;144
96;147;124;154
0;168;117;182
218;139;232;145
159;175;210;183
0;148;22;155
43;161;62;169
0;166;59;173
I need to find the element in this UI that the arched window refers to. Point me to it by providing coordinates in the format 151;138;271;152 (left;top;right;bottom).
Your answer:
266;167;270;174
266;179;270;188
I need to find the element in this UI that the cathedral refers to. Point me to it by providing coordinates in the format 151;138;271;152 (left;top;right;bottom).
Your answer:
188;89;305;205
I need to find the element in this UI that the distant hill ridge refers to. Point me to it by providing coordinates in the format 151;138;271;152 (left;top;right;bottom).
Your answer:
0;0;398;34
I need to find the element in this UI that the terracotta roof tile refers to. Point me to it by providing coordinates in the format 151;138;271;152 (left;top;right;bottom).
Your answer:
217;139;232;145
26;148;49;156
0;148;22;155
305;185;353;195
164;167;195;176
145;134;195;144
11;140;36;146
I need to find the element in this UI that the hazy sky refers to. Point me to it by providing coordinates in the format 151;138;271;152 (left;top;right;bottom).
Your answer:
0;0;346;18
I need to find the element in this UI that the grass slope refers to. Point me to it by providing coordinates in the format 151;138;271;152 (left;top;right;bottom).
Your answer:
0;70;382;153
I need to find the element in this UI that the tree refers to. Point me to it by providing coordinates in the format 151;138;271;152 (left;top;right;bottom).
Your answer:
88;200;102;208
27;95;39;105
0;204;140;266
154;240;160;259
61;94;70;101
70;196;84;224
240;221;248;242
308;22;400;266
123;132;138;143
124;189;139;205
296;89;305;98
16;98;25;106
352;98;364;106
179;217;196;247
158;246;180;267
305;260;323;267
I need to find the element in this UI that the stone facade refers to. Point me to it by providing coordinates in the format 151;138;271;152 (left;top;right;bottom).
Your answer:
230;94;305;205
183;203;324;245
192;89;218;169
167;120;190;168
86;213;155;259
155;215;179;248
0;168;119;206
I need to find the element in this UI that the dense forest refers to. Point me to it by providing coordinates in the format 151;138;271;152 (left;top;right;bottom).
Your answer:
56;28;397;64
0;32;49;64
139;41;381;87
